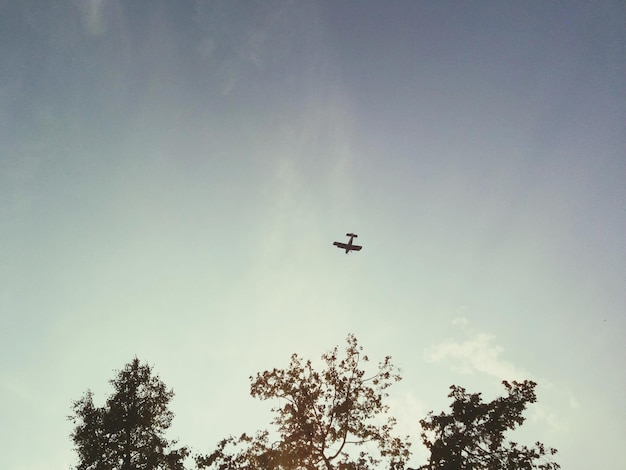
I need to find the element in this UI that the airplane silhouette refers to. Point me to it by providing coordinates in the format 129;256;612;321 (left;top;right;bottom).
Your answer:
333;233;362;254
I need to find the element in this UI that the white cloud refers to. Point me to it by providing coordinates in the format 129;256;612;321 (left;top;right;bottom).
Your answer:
388;391;428;436
529;403;565;433
424;317;530;380
567;389;580;409
387;391;430;464
451;315;469;328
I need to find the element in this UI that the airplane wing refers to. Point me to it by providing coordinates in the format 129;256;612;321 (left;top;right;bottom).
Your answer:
333;236;362;253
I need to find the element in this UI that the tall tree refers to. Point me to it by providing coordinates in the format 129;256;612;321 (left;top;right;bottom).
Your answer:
197;334;411;469
416;380;559;470
69;358;189;470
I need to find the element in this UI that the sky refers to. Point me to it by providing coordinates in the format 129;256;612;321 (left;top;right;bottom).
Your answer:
1;1;624;468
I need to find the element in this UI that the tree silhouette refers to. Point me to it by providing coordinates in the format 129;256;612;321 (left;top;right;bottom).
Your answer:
416;380;559;470
197;334;411;469
69;358;189;470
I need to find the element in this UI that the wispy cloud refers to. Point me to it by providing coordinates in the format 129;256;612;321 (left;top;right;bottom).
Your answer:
529;403;564;432
424;317;530;381
74;0;109;37
387;391;429;465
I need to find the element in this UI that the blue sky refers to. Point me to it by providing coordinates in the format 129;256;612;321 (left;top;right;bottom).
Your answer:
1;1;624;468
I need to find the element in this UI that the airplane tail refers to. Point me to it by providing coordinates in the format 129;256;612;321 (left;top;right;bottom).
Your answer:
346;233;358;238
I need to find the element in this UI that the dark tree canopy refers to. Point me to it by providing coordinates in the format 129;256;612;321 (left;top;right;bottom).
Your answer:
69;358;189;470
416;380;560;470
197;334;411;470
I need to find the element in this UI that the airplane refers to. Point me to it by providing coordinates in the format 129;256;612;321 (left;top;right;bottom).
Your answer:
333;233;362;254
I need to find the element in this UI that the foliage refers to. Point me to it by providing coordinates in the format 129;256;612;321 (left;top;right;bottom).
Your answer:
69;358;189;470
197;334;411;469
416;380;560;470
